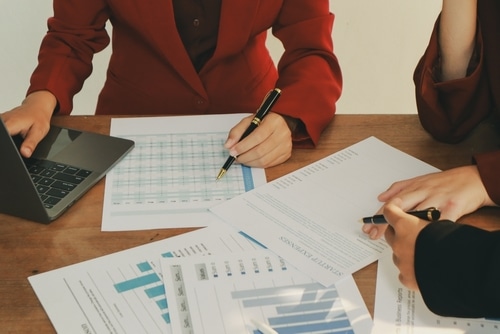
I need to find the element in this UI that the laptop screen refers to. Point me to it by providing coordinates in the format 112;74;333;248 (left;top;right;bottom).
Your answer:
13;127;82;160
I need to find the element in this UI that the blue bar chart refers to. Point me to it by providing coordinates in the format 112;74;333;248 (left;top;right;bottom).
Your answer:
233;282;355;334
162;250;372;334
113;261;170;324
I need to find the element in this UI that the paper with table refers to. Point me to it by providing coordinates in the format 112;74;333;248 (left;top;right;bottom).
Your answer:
102;114;266;231
161;249;372;334
372;255;500;333
210;136;440;286
28;221;262;334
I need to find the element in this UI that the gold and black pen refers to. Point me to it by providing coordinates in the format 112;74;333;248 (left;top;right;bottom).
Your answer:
216;88;282;180
361;207;441;224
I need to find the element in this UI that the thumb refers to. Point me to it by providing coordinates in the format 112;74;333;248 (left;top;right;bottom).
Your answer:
383;198;406;229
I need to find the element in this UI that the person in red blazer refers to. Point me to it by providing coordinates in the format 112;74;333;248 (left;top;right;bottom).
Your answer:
1;0;342;168
364;0;500;318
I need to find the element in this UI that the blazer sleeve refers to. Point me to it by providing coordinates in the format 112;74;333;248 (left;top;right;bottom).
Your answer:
415;220;500;318
27;0;110;114
271;1;342;147
414;16;500;206
413;17;491;144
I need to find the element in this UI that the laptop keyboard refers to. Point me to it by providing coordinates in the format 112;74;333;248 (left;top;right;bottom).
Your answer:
25;158;93;209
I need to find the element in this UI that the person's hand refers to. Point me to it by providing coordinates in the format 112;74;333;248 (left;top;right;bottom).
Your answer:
224;112;292;168
384;198;428;290
362;165;495;240
1;90;56;158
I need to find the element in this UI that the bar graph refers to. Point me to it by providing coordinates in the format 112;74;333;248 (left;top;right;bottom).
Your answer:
233;282;355;334
162;251;372;334
113;261;170;324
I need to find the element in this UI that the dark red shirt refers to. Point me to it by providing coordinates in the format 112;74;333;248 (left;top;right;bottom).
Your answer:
172;0;222;72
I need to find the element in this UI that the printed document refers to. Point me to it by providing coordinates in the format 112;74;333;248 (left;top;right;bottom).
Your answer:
211;137;439;286
373;255;500;333
161;249;372;334
28;221;261;334
102;114;266;231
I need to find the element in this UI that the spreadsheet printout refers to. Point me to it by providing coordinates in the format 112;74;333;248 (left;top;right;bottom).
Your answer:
102;115;266;231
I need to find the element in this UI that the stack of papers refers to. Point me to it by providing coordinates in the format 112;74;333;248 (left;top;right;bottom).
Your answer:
28;116;499;333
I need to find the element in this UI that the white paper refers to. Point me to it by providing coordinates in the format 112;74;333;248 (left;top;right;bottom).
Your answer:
373;255;500;334
161;249;372;334
102;114;266;231
210;137;440;286
28;221;261;334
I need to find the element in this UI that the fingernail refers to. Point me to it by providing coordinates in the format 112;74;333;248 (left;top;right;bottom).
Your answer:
362;224;370;233
229;149;237;157
369;229;378;239
22;147;32;157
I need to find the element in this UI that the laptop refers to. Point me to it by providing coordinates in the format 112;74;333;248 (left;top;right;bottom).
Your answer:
0;119;134;223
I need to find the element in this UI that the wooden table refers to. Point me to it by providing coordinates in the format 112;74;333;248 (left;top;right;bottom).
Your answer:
1;114;499;333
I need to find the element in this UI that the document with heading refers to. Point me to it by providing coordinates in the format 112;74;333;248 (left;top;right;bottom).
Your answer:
373;255;500;334
161;249;372;334
28;221;261;334
211;137;440;286
102;114;266;231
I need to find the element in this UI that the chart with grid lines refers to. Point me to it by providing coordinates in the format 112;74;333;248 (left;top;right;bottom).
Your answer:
101;115;265;231
110;131;254;210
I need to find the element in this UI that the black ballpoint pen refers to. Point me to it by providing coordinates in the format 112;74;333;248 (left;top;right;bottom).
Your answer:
216;88;282;180
361;207;441;224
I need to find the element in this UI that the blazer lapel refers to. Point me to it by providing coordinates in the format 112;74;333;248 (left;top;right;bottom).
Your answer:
202;1;260;73
137;1;261;95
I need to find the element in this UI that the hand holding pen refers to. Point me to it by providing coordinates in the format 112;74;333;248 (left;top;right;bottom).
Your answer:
383;200;438;290
216;88;282;180
361;207;440;224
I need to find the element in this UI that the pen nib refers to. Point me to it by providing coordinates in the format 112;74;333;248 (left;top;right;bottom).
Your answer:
216;169;226;181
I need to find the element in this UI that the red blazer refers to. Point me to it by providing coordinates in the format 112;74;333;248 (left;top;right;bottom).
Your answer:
28;0;342;147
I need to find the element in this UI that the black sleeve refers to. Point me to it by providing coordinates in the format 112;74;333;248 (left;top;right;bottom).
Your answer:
415;220;500;318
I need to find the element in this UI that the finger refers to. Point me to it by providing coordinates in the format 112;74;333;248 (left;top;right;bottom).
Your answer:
384;224;396;246
433;203;461;222
237;131;291;168
378;179;412;201
232;113;287;160
224;115;254;150
382;199;407;230
362;223;388;240
391;252;399;267
399;273;419;291
20;125;49;158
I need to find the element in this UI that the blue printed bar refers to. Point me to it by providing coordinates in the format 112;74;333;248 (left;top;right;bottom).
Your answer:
156;298;168;310
273;319;353;334
242;294;316;308
241;166;254;191
162;313;171;324
114;273;160;292
145;285;165;298
231;283;328;299
162;252;175;258
276;300;338;314
269;312;348;326
137;261;153;272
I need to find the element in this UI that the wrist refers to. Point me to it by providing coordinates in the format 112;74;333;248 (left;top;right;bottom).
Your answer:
23;90;57;116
